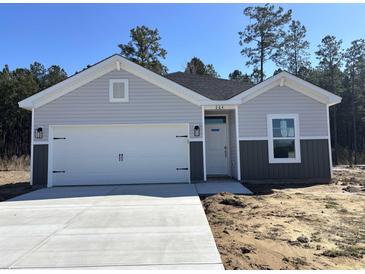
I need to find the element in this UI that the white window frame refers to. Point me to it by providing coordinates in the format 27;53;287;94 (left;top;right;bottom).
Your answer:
267;114;301;164
109;79;129;102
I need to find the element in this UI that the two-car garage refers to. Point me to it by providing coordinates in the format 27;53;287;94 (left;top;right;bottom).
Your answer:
49;124;190;186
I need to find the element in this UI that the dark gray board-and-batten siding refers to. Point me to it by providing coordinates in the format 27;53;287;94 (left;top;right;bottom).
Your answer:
32;144;48;187
240;139;331;182
32;140;330;186
190;141;204;181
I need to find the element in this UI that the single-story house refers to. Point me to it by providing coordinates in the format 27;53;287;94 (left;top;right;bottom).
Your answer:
19;54;341;187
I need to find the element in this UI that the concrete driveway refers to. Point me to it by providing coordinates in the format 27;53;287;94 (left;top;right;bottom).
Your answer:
0;184;223;269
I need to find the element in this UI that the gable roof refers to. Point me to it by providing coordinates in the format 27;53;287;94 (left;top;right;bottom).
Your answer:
19;54;342;110
229;71;342;106
164;72;252;100
18;54;211;110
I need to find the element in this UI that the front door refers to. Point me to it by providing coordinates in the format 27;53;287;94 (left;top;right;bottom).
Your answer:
205;116;229;176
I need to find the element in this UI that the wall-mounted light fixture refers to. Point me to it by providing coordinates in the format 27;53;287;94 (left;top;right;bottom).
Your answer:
35;127;43;139
193;125;200;137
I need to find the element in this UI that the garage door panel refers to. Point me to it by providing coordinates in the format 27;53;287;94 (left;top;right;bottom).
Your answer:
52;124;189;186
55;158;188;176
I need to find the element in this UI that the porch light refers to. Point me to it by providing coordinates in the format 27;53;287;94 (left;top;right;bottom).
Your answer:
194;125;200;137
35;127;43;139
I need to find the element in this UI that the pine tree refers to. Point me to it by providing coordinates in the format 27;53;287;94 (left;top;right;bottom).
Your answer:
344;39;365;164
119;25;168;75
315;35;343;165
239;4;292;82
273;20;310;75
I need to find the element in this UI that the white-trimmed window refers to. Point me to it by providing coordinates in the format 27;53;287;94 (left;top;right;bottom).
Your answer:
109;79;129;102
267;114;301;163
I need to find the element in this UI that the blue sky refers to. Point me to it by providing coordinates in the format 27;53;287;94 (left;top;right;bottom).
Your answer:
1;4;365;78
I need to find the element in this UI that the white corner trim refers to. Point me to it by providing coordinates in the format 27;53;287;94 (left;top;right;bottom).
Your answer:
202;106;207;181
326;105;333;178
267;113;301;164
235;106;241;181
109;79;129;103
30;109;34;186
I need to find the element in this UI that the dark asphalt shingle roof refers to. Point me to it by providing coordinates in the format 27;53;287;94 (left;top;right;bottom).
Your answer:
164;72;253;100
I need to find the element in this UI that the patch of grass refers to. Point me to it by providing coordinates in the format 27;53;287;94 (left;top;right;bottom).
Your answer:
220;197;245;208
311;231;322;243
282;256;308;268
322;246;365;259
0;155;30;171
325;197;339;209
297;235;310;243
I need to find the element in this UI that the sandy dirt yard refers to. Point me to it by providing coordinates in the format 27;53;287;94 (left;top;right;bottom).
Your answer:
202;167;365;270
0;171;32;201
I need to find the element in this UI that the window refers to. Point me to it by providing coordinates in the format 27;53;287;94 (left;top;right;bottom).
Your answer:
205;116;226;124
267;114;301;163
109;79;128;102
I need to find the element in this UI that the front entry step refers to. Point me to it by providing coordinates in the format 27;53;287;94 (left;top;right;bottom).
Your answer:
194;182;253;196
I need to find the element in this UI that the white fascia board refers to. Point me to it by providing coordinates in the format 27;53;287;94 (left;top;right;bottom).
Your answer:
19;55;119;110
284;81;331;105
283;74;342;106
283;72;342;105
19;55;210;110
230;71;342;106
117;56;207;106
228;73;282;103
241;80;281;104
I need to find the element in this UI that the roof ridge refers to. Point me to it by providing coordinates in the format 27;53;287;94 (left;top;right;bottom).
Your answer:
165;71;251;84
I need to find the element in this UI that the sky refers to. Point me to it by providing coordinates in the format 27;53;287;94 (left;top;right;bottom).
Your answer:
1;3;365;78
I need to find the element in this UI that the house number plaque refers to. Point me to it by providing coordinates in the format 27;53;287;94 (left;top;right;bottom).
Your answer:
215;105;224;110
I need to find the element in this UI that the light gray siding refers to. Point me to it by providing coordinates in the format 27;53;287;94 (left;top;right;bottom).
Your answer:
238;86;328;138
34;69;202;141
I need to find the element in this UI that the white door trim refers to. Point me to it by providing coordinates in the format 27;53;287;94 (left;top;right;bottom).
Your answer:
187;124;191;184
235;106;241;181
326;105;333;178
30;108;34;186
47;125;54;187
202;106;207;181
204;114;230;176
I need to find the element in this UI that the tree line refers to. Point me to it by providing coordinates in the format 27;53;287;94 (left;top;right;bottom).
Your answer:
1;4;364;164
0;64;67;157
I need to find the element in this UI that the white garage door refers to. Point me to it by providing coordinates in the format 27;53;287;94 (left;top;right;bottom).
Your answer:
50;124;190;186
